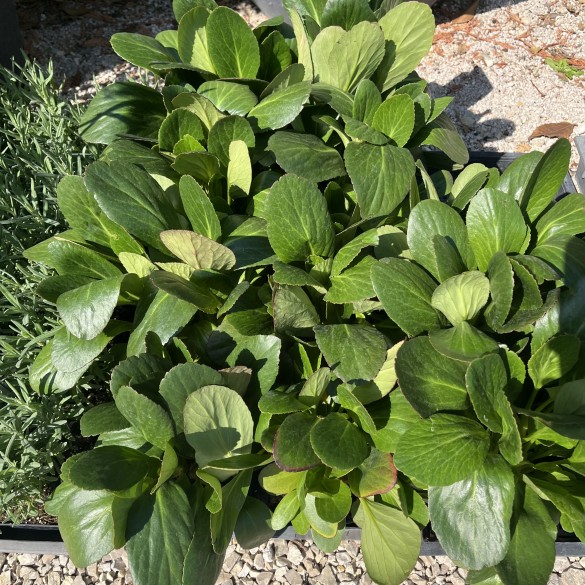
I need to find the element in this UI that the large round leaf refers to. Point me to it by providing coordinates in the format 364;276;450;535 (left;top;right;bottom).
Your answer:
184;385;254;479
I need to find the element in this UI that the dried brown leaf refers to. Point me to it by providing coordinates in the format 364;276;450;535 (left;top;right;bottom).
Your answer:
452;0;479;24
528;122;576;141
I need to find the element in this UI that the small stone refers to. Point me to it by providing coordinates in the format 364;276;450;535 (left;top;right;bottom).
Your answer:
555;558;571;573
47;572;62;585
253;553;264;571
237;563;251;579
285;569;303;585
548;574;561;585
344;541;359;556
338;573;355;583
17;554;37;566
274;567;287;582
336;552;351;565
41;555;54;565
86;564;98;579
19;566;39;580
318;565;337;585
0;572;11;585
263;544;275;563
73;575;86;585
359;575;373;585
256;571;273;585
287;543;304;566
223;552;240;573
113;557;126;572
275;541;288;558
448;576;465;585
560;568;585;585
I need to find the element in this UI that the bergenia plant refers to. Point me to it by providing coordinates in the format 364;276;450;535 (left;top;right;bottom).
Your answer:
23;0;585;581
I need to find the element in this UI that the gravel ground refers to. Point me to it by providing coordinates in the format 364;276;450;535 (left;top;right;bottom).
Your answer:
1;543;585;585
6;0;585;583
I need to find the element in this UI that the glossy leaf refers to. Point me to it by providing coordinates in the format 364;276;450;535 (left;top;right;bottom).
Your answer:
345;142;415;219
429;455;515;570
395;414;490;486
274;412;320;471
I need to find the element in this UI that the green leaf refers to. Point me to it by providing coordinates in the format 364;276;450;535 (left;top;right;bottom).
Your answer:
348;448;397;497
431;271;490;326
485;251;514;329
80;403;129;437
179;175;221;240
451;163;490;210
235;497;275;548
67;446;152;491
314;324;387;383
354;499;421;585
310;413;369;471
258;31;293;80
311;523;345;554
407;199;475;280
46;240;122;279
158;108;204;151
264;174;335;262
496;150;542;202
57;175;143;255
57;276;125;341
206;453;272;471
298;367;331;407
289;10;314;80
375;2;435;91
152;444;179;493
394;414;491;485
206;7;260;78
496;486;556;585
429;455;515;570
372;258;442;336
207;115;255;167
51;483;128;566
465;353;511;433
86;161;181;253
226;334;281;396
466;188;528;272
284;0;326;22
428;322;499;363
184;385;254;479
259;463;304;495
536;193;585;244
353;79;381;124
127;290;197;356
173;0;217;21
111;353;169;397
415;113;469;165
271;490;301;530
312;481;352;523
268;132;346;183
227;140;252;197
310;83;354;115
519;138;572;222
110;33;177;72
79;82;166;144
177;7;215;72
344;142;415;219
126;483;194;585
312;22;385;92
321;0;375;29
302;494;338;537
259;387;311;414
531;234;585;288
210;469;252;553
50;323;130;388
274;412;320;471
396;337;469;417
160;230;235;270
150;270;223;312
248;81;312;130
371;94;415;147
115;386;175;450
325;256;377;304
199;80;258;115
160;363;223;433
555;379;585;416
173;93;225;131
528;334;581;389
182;488;224;585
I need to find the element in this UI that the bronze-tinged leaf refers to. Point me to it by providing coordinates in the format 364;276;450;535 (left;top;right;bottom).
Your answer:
528;122;575;141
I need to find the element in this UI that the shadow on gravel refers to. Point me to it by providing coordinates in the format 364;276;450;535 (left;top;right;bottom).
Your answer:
433;0;530;25
428;65;516;151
